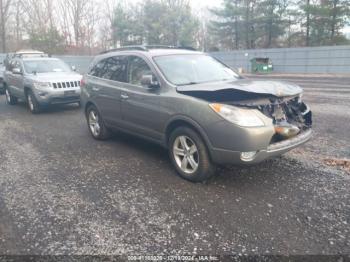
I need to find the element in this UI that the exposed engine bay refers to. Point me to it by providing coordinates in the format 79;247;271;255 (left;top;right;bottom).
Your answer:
255;96;312;143
178;88;312;143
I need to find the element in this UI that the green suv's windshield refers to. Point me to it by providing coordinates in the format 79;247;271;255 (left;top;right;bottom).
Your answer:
24;59;71;74
154;54;239;86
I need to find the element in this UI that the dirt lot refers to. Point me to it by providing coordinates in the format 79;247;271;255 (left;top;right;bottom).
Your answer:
0;75;349;255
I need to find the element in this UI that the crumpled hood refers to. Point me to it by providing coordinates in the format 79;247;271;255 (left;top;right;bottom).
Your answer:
177;79;303;97
26;72;82;83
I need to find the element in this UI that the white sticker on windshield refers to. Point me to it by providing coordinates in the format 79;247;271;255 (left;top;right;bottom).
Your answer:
53;68;63;72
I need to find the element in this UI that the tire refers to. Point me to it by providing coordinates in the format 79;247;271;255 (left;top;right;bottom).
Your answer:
86;105;111;140
26;90;41;114
5;86;18;105
169;126;216;182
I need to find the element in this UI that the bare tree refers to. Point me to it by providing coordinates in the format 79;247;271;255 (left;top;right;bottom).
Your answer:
84;0;100;54
58;0;73;46
13;0;25;49
0;0;12;52
104;0;120;47
65;0;90;49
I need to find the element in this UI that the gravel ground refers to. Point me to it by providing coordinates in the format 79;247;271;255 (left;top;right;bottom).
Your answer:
0;75;349;256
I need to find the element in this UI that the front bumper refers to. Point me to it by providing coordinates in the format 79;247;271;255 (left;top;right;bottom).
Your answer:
34;88;81;105
210;129;312;165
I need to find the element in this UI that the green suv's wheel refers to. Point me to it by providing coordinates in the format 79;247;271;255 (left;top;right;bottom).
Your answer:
26;90;41;114
5;87;18;105
169;127;216;182
86;105;111;140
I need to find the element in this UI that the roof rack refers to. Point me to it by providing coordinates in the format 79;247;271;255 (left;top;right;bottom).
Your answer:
100;46;148;54
14;53;49;58
100;45;197;54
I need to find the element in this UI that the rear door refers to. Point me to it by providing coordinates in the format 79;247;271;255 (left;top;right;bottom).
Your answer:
87;56;128;127
120;55;163;141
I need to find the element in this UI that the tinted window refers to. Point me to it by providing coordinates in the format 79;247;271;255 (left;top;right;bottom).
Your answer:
128;56;153;86
6;60;15;71
89;56;127;83
89;59;106;77
103;57;127;82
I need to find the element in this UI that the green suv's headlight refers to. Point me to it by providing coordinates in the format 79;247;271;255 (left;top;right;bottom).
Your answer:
33;82;51;89
209;103;265;127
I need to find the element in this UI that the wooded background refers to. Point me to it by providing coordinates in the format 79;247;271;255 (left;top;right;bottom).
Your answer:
0;0;349;55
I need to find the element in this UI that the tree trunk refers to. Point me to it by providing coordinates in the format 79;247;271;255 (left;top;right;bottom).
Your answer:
330;0;338;44
245;0;250;49
266;1;276;48
234;0;239;49
306;0;310;46
0;0;6;52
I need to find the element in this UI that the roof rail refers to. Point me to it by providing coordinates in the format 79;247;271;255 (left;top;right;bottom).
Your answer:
14;53;49;58
100;45;197;54
100;46;148;54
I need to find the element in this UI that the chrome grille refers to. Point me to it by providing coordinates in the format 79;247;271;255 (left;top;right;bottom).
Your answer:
52;81;80;89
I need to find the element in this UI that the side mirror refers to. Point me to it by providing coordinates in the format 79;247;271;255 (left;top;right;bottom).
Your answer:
141;75;159;88
12;68;22;75
71;65;77;71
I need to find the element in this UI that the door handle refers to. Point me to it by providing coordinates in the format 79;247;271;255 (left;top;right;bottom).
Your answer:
92;87;100;91
121;94;129;100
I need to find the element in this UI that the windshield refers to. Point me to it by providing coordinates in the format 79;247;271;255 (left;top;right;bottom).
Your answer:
154;54;239;86
23;60;71;74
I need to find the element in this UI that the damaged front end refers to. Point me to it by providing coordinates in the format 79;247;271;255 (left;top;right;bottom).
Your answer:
178;85;312;144
257;96;312;143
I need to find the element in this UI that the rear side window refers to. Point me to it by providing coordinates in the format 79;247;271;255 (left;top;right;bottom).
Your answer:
89;59;106;78
89;56;127;83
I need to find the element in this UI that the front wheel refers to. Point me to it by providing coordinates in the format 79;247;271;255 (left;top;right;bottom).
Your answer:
5;87;18;105
26;90;41;114
169;127;216;182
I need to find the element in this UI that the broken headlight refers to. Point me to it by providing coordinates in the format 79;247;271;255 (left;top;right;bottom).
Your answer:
209;103;265;127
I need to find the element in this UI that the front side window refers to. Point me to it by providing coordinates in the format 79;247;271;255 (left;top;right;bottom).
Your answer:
154;54;239;86
128;56;153;86
23;59;71;74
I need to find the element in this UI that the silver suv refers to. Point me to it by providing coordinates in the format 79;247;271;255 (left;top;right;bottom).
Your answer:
81;46;312;182
4;56;82;113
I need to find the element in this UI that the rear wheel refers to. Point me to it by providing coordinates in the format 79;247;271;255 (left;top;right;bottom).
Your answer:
86;105;111;140
26;90;41;114
5;87;18;105
169;126;216;182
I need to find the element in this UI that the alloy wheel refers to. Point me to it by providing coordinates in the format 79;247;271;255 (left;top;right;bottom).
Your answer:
89;110;101;137
5;89;11;103
27;94;34;111
173;135;199;174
